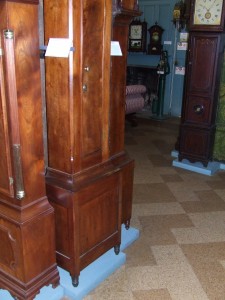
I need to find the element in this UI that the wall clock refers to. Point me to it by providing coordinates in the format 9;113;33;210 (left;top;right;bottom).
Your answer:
128;19;147;52
148;22;164;55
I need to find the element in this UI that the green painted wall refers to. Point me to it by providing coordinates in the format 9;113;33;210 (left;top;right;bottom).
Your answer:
213;53;225;162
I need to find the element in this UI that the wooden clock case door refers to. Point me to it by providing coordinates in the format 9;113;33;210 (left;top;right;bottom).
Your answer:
0;1;59;299
44;0;140;287
179;32;225;165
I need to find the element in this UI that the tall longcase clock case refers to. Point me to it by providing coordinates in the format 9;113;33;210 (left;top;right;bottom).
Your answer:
178;0;225;166
44;0;139;287
0;0;59;299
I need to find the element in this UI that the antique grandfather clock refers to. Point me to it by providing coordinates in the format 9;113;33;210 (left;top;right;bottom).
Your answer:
178;0;225;166
44;0;139;287
0;0;59;299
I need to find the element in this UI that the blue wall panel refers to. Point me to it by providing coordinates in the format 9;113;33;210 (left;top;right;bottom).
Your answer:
127;0;187;117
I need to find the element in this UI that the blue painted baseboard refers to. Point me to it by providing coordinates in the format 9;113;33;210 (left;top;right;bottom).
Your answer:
0;225;139;300
171;150;225;176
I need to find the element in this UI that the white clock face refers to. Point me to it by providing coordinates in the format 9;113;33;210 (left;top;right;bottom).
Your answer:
130;25;142;39
194;0;223;25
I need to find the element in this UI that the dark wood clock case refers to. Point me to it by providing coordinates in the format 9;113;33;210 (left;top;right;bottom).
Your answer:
177;0;225;166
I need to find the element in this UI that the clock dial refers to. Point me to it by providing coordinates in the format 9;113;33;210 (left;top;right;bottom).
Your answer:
194;0;223;25
130;25;142;39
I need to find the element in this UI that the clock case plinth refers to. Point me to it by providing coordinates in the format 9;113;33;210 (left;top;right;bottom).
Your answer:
177;0;225;167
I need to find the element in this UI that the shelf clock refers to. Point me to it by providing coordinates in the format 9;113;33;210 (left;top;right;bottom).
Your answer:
148;22;164;55
177;0;225;166
128;19;147;52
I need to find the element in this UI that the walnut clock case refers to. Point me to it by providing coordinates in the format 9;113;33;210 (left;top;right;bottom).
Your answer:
44;0;139;287
178;0;225;166
0;0;59;299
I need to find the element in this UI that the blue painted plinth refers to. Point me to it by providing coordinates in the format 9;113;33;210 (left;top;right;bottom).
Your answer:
60;250;126;300
171;150;225;176
0;226;139;300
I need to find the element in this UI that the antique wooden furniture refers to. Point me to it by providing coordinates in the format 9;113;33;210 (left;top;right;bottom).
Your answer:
125;85;146;126
178;0;225;166
44;0;140;287
0;0;59;299
111;0;141;227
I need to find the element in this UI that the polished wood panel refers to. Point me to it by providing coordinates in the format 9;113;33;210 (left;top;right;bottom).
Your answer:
0;1;59;299
44;0;139;286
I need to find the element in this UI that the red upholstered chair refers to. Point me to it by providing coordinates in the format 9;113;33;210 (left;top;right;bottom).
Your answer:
125;85;146;126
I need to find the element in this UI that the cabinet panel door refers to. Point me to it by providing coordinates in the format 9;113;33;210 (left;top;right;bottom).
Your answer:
187;34;219;95
179;126;213;161
81;0;111;167
0;38;14;197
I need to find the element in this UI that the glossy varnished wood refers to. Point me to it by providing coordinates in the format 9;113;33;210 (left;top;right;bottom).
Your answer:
0;1;59;299
111;3;141;228
44;0;139;285
44;0;122;285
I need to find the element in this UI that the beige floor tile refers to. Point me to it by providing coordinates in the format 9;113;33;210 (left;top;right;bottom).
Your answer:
133;183;177;203
140;214;194;245
132;288;172;299
181;242;225;300
132;203;185;218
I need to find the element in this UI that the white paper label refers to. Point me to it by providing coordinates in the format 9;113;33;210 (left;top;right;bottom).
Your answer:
111;41;122;56
45;38;72;58
177;42;188;51
175;66;185;75
180;32;189;42
164;41;172;45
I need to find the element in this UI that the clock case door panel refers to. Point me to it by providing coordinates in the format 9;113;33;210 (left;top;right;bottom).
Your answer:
0;1;59;299
183;33;224;126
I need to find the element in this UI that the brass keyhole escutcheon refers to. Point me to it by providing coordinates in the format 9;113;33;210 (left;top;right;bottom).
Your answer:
193;104;204;115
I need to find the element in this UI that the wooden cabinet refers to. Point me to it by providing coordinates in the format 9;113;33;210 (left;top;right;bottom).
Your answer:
111;1;141;227
0;1;59;299
178;0;225;166
178;33;225;165
44;0;139;286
